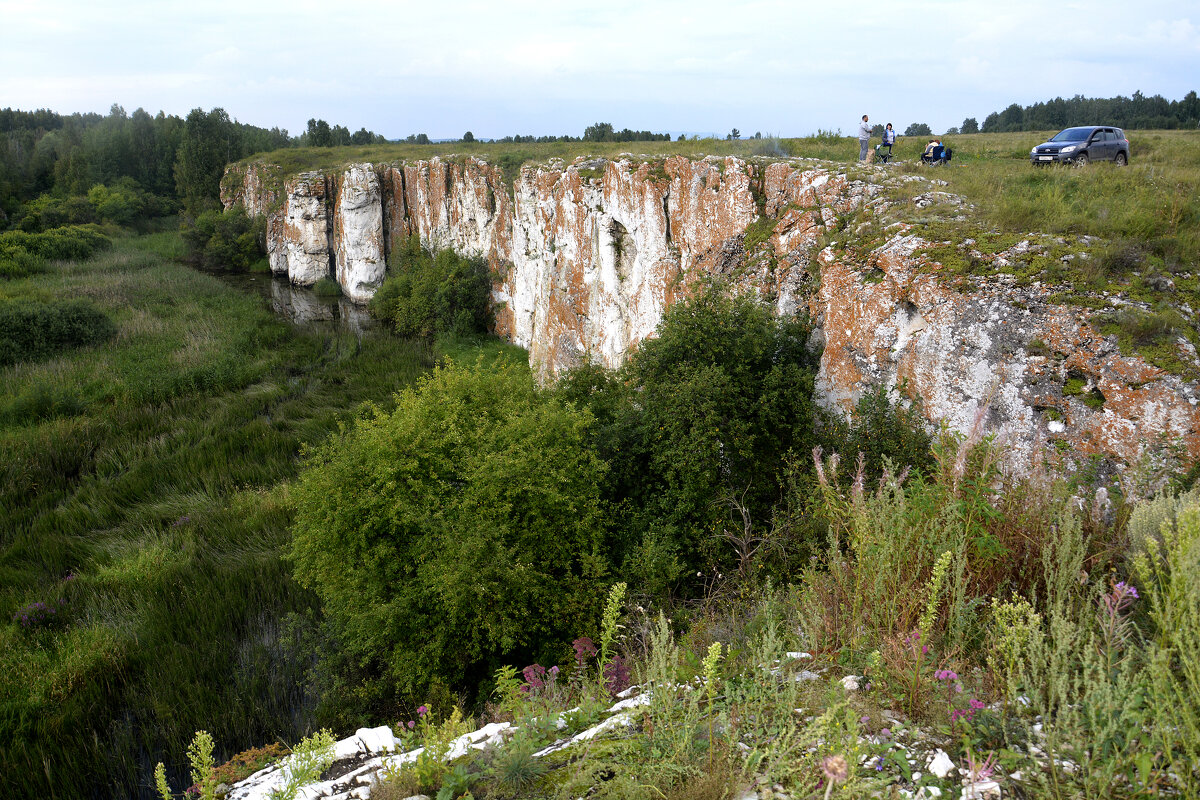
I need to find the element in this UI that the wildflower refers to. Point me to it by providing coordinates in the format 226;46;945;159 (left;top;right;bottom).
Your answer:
406;720;415;729
1114;581;1139;600
821;754;849;783
969;698;986;711
860;715;871;725
416;705;428;718
964;749;997;782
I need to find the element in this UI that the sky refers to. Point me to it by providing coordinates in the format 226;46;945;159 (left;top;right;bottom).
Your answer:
2;0;1197;140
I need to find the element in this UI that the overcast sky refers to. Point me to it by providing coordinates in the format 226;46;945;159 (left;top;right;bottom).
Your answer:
2;0;1196;140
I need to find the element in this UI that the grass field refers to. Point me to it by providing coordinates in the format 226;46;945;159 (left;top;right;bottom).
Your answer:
234;128;1200;273
0;233;454;798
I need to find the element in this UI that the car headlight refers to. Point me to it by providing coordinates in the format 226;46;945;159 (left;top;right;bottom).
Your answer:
1031;147;1038;154
1061;145;1076;153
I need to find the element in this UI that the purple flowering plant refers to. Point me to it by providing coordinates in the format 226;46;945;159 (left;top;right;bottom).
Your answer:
12;598;68;630
1098;580;1139;665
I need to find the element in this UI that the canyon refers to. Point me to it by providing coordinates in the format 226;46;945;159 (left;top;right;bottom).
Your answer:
221;154;1200;473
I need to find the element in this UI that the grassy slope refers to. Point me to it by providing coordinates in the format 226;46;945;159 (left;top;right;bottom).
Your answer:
0;234;445;798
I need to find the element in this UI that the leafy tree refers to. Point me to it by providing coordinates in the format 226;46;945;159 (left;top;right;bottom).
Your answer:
583;122;615;142
462;131;475;143
368;236;491;338
180;205;265;270
871;124;885;137
944;127;960;136
305;118;332;147
557;289;819;593
174;108;238;212
289;359;608;712
904;122;933;137
728;128;741;140
961;117;979;134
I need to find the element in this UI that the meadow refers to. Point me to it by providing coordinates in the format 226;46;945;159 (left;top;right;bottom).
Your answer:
0;231;454;798
3;128;1198;799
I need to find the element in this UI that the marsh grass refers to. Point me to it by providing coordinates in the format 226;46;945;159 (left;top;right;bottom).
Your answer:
0;234;437;799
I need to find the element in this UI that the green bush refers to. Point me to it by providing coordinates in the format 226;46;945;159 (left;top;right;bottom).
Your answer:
0;298;117;367
180;205;266;270
820;384;935;486
289;359;607;715
0;243;46;279
0;225;111;262
556;289;820;593
312;277;342;297
369;236;492;338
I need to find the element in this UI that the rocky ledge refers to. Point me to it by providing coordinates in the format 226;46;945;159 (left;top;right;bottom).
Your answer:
221;155;1200;474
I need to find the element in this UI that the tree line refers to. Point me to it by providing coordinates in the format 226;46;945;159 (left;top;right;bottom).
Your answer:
978;90;1200;133
0;105;386;228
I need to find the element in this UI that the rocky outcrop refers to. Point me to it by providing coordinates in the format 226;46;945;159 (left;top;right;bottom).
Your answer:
222;155;1200;472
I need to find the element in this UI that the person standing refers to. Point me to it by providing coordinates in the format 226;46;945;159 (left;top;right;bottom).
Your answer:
857;115;871;162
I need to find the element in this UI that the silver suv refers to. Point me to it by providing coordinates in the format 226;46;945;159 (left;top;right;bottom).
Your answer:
1030;126;1130;166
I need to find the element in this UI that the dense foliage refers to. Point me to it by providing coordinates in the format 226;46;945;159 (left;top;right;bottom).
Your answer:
368;236;492;338
980;89;1200;132
0;104;386;226
556;291;821;593
0;224;111;279
0;232;438;800
290;360;608;715
180;205;267;270
0;298;115;367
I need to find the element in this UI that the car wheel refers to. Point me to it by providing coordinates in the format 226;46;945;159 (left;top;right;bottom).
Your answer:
1115;152;1127;166
1074;153;1089;166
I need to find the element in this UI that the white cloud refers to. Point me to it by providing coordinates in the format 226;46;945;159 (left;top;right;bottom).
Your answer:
1;0;1196;137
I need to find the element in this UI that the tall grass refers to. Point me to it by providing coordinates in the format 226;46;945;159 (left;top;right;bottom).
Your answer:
0;234;436;799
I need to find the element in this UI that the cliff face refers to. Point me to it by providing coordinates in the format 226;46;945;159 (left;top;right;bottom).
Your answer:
222;156;1200;471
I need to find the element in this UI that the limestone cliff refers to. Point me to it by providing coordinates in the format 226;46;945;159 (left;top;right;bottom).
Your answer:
221;155;1200;473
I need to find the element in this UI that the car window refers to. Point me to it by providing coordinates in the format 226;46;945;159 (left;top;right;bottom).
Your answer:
1051;127;1092;142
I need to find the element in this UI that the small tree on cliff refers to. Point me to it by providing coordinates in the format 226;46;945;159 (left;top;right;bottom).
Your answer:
555;290;820;595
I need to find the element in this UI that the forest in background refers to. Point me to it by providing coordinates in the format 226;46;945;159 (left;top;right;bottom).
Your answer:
0;105;386;227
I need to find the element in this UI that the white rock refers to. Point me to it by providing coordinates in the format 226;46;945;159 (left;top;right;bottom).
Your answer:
355;725;397;754
929;749;956;779
961;778;1001;799
334;164;386;303
785;651;813;660
840;675;861;691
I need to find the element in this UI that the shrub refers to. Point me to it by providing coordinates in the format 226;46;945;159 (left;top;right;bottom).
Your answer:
368;236;492;338
556;289;819;594
312;277;342;297
0;298;116;367
819;384;935;487
0;224;111;262
289;359;607;714
180;205;265;270
0;243;45;279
